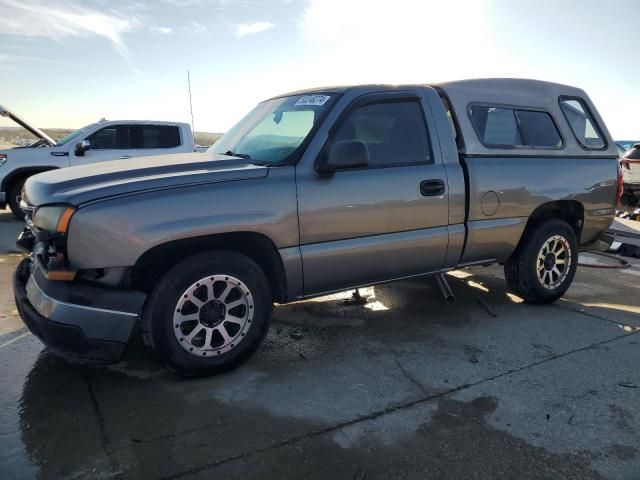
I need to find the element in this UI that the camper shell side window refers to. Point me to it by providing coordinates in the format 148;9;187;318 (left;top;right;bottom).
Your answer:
558;96;607;151
467;103;564;150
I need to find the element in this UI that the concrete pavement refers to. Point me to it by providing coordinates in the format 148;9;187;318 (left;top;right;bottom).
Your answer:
0;208;24;336
0;208;639;479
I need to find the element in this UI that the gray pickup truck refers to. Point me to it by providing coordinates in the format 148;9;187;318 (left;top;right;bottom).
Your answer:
13;79;620;376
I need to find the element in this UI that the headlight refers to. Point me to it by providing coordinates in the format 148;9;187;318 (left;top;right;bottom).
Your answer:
0;154;6;167
32;205;75;233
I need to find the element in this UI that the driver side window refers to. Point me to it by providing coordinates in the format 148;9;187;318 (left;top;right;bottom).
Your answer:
332;99;432;167
88;126;131;150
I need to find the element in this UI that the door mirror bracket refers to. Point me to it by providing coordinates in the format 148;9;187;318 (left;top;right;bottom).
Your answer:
75;140;91;157
316;139;370;173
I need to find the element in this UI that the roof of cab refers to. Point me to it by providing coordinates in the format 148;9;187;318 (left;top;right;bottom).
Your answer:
277;78;618;158
98;120;192;127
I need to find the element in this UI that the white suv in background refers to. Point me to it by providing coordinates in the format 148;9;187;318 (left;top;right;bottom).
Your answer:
0;104;196;218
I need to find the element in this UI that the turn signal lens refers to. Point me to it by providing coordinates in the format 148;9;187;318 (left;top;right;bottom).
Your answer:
56;207;75;233
32;205;76;233
45;270;77;281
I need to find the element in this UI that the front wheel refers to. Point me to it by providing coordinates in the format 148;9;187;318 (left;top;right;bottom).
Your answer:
504;219;578;304
8;178;26;219
142;250;272;377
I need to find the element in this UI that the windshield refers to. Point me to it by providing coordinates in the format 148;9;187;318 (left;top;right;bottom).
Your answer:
210;93;335;164
55;123;99;146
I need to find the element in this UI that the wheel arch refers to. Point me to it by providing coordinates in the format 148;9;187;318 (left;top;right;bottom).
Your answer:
522;200;585;243
128;232;288;303
1;166;59;192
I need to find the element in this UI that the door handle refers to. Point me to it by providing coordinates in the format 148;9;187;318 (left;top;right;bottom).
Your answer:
420;179;445;196
119;155;132;159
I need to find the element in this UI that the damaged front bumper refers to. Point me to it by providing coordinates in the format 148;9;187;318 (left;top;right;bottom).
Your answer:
13;258;146;363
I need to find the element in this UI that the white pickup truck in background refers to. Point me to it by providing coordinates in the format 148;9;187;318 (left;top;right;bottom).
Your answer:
0;104;197;217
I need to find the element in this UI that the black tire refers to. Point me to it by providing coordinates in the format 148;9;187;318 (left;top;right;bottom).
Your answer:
141;250;272;377
8;177;26;219
504;219;578;304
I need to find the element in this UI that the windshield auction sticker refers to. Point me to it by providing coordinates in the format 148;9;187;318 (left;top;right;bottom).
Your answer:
295;95;331;106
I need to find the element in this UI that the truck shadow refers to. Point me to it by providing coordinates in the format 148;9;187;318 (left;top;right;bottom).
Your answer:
16;349;609;479
12;263;640;477
79;263;640;378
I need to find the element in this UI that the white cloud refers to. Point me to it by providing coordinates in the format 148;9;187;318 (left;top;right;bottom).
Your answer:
127;1;152;11
299;0;496;85
0;52;88;68
150;26;174;34
0;0;138;61
190;21;208;34
235;21;274;38
164;0;212;5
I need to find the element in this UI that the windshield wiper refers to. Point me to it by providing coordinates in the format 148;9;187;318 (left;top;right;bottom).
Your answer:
222;150;252;159
220;150;272;166
220;150;270;166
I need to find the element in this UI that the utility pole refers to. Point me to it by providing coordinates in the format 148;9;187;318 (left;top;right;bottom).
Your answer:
187;70;196;143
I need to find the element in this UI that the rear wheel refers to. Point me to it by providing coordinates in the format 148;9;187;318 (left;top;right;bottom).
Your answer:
8;177;26;219
504;219;578;304
142;250;272;377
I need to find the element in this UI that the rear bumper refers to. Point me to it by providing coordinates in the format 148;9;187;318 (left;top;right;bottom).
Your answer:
13;258;146;363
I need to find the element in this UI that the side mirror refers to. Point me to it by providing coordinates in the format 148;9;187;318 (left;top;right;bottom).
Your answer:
75;140;91;156
317;139;370;173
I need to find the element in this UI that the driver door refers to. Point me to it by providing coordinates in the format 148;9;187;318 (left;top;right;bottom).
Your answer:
296;91;450;296
70;124;136;166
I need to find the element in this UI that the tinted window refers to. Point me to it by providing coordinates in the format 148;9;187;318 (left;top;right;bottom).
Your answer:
470;107;520;146
559;98;605;149
133;125;181;149
88;126;131;149
88;125;181;150
333;100;431;167
516;110;562;147
470;106;561;148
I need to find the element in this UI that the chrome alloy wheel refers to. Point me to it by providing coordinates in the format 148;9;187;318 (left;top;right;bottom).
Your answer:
536;235;572;290
173;275;254;356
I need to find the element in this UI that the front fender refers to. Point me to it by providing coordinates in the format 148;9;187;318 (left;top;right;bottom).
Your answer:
67;168;299;269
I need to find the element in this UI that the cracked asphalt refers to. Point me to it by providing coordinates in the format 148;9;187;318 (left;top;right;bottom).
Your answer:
1;207;639;479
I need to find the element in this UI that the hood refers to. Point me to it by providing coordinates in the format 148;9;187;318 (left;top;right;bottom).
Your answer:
23;152;269;207
0;104;57;147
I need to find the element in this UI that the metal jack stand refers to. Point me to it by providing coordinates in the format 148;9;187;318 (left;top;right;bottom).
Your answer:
343;288;370;306
435;274;455;304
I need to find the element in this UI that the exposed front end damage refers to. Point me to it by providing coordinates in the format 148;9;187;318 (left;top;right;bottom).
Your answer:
13;199;146;363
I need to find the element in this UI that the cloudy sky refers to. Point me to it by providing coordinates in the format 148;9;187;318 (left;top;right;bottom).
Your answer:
0;0;638;138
